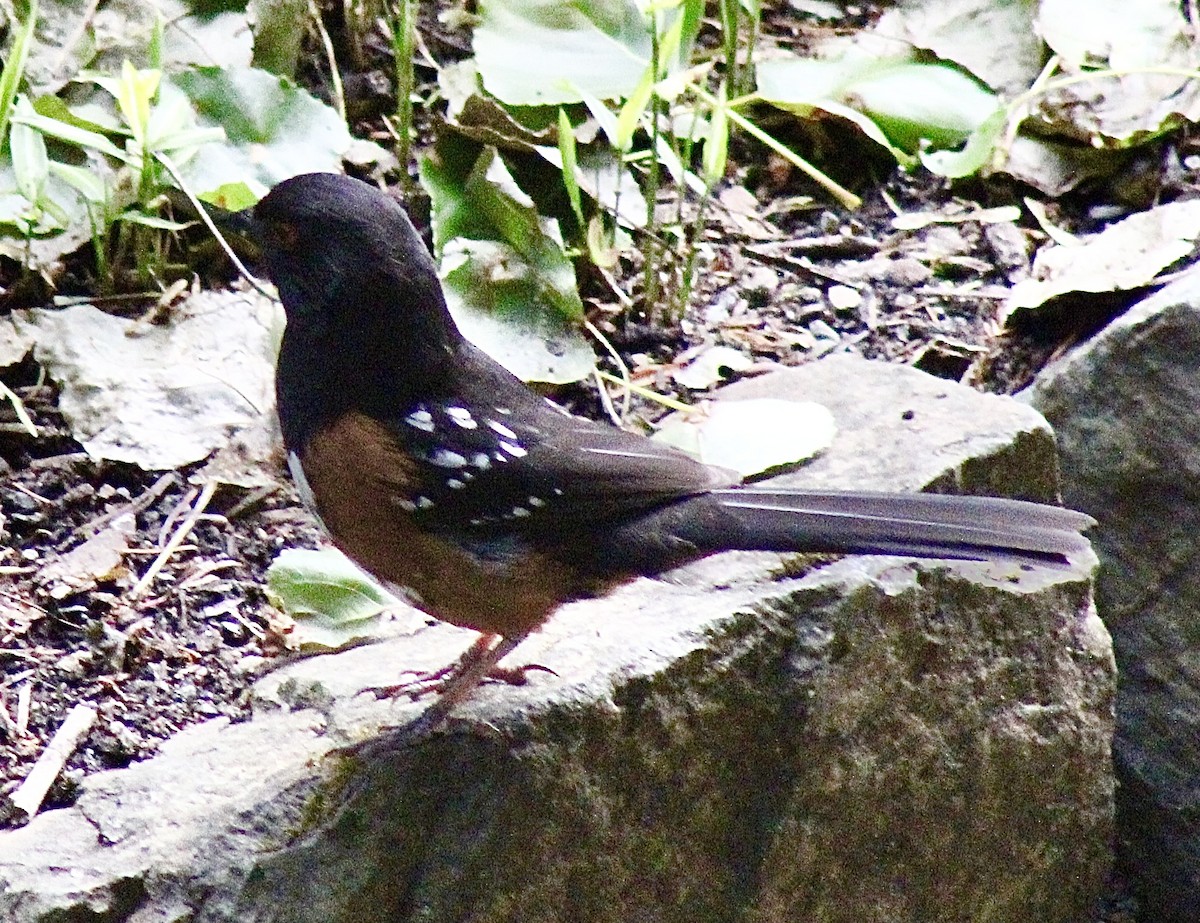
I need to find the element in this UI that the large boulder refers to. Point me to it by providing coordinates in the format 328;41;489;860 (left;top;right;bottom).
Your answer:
0;355;1114;923
1031;274;1200;922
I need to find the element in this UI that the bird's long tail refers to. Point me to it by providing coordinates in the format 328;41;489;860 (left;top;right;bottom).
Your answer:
611;489;1095;571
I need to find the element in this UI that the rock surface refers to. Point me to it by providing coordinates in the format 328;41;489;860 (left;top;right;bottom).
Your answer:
1031;275;1200;923
0;355;1114;923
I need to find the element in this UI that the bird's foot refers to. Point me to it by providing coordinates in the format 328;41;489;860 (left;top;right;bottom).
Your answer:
359;632;554;702
363;661;555;701
345;631;539;750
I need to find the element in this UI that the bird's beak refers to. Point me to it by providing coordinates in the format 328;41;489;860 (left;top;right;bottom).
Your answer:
210;203;259;242
199;200;271;294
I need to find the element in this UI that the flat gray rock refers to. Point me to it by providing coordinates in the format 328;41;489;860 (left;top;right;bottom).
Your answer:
0;355;1114;923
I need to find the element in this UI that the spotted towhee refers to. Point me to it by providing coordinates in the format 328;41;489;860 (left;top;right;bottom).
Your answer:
247;172;1094;736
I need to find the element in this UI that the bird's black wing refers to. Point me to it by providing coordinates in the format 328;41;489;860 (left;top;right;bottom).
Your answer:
376;386;737;545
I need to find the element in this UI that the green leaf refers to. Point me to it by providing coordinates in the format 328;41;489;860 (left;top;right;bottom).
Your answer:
148;7;164;70
86;61;161;148
116;209;194;231
577;84;622;148
756;54;1000;159
151;124;226;155
422;136;594;383
0;149;96;252
119;61;161;145
474;0;695;105
757;55;911;163
10;98;49;206
441;237;596;384
0;0;37;144
534;141;647;229
48;161;108;204
32;94;120;137
13;109;127;160
266;547;398;651
849;63;1000;153
424;139;584;319
614;65;654;152
921;107;1007;179
702;85;729;185
557;107;585;227
169;66;352;193
197;180;258;211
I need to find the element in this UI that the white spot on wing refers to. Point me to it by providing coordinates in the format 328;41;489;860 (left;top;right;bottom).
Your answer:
428;448;467;468
488;420;518;440
499;441;528;458
447;406;477;429
405;408;435;432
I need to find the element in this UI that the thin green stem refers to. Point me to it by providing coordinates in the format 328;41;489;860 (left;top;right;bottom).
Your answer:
719;0;739;94
692;86;861;209
641;16;663;320
390;0;416;189
595;369;693;414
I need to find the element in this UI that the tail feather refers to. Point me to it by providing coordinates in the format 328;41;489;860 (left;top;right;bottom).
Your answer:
664;488;1094;569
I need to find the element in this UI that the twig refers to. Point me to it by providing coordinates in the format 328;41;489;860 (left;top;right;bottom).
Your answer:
585;318;631;425
157;485;199;547
61;471;176;550
129;479;218;599
9;482;49;505
6;703;97;823
154;152;275;299
690;86;861;210
223;482;280;521
309;0;346;122
16;682;31;735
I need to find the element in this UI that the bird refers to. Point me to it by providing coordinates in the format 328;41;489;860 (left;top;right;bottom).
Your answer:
245;171;1095;738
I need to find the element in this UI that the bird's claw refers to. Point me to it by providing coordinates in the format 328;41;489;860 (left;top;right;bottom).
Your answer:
359;661;557;701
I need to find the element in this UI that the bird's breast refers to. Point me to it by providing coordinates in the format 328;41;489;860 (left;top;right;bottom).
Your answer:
293;410;589;636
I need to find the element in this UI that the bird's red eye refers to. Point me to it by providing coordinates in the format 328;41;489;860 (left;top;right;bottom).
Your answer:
267;220;301;250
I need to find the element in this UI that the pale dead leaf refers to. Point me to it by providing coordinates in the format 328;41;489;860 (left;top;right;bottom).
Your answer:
38;513;136;599
1036;0;1200;144
14;288;282;483
1004;200;1200;319
654;398;836;478
0;314;35;367
673;345;754;390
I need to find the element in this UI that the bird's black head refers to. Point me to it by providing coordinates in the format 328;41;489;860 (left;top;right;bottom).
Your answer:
250;172;460;350
253;173;467;451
